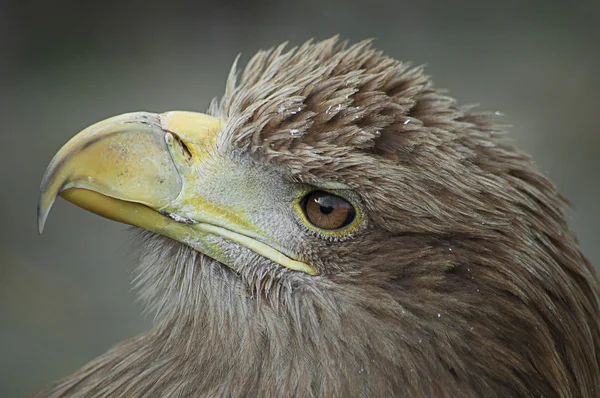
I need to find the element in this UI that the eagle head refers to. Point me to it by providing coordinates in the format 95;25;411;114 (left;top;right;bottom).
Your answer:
38;38;600;397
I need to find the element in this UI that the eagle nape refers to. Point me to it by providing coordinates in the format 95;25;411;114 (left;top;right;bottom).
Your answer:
36;38;600;397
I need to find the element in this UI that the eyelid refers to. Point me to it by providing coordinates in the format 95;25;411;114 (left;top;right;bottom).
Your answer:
309;181;351;190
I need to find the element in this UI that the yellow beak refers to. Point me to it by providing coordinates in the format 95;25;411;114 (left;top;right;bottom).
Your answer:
38;111;318;276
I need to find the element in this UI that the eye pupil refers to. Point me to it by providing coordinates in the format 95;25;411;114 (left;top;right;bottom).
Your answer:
302;191;356;231
320;204;334;215
314;196;335;215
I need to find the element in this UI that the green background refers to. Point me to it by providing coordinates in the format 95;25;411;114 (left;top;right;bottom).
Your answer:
1;0;598;395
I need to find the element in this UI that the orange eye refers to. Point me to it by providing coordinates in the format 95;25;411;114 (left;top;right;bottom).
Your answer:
301;191;356;230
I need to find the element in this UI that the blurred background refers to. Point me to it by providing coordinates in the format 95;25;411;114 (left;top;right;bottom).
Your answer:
1;0;598;395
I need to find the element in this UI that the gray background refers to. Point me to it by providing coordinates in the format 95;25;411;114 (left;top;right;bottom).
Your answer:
1;0;598;396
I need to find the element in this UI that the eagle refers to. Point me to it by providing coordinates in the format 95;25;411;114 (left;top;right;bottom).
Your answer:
37;38;600;397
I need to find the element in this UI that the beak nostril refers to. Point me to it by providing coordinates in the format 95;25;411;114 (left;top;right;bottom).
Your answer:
168;132;192;161
180;139;192;161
